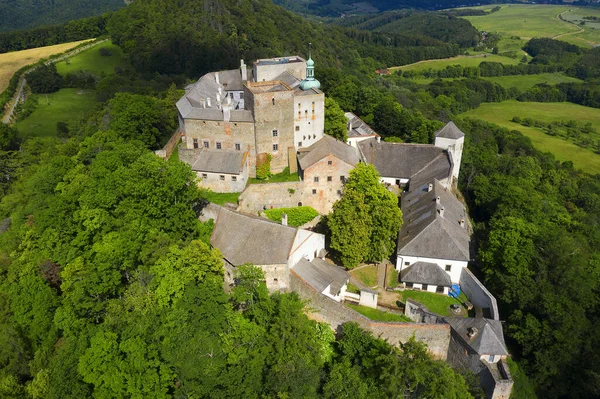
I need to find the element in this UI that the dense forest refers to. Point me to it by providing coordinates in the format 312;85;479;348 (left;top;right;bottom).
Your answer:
1;0;600;397
0;0;124;32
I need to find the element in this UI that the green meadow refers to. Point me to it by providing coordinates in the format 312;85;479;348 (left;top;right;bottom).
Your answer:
482;73;582;89
55;40;128;76
15;89;97;138
393;54;519;72
462;101;600;174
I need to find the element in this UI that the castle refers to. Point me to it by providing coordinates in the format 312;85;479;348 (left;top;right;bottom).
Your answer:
176;52;325;187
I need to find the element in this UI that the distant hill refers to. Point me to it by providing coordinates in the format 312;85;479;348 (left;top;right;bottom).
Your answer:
0;0;126;32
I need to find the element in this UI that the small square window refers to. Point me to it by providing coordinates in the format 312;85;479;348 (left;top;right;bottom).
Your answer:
273;144;278;151
203;140;209;148
328;160;332;165
340;176;346;182
404;262;410;266
232;176;237;181
298;142;302;147
219;175;225;180
201;173;207;179
312;189;317;194
235;143;241;151
422;284;428;291
436;286;444;293
240;93;244;99
327;176;332;182
216;142;222;149
303;135;306;140
445;265;452;272
295;126;300;131
298;103;301;108
406;282;413;288
314;176;319;183
272;129;278;137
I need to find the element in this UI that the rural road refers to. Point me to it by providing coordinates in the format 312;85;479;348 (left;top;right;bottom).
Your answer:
1;39;107;125
553;9;584;40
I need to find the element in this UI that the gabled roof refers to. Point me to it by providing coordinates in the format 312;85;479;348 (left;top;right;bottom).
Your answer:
211;208;298;266
398;179;470;261
400;261;452;286
445;317;508;356
345;112;379;138
297;135;360;170
293;258;349;296
435;121;465;140
186;149;247;174
357;139;451;180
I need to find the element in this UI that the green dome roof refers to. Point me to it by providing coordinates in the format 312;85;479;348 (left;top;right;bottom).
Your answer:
306;57;314;66
299;78;321;90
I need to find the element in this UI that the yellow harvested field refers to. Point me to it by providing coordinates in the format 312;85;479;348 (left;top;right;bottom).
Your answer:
0;40;92;92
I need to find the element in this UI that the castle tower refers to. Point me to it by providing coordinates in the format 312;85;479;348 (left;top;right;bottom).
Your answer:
434;121;465;183
299;43;321;91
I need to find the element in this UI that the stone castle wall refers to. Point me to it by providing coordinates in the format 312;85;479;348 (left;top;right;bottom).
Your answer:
459;268;499;320
290;270;450;359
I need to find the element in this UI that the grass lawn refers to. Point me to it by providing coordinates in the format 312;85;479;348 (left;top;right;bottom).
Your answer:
386;264;399;289
399;290;468;317
481;73;582;90
0;40;91;92
15;88;97;138
346;282;361;294
168;143;180;163
350;265;378;287
392;54;519;73
346;303;412;322
55;41;127;76
461;101;600;174
247;167;300;185
203;191;241;205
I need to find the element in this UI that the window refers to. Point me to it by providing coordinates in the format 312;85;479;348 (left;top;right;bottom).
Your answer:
298;103;301;108
312;189;317;194
272;129;278;137
203;140;209;148
404;261;410;266
312;101;315;108
219;175;225;180
406;282;413;289
201;173;207;179
273;144;278;151
445;265;452;272
272;98;275;105
298;111;301;118
240;92;244;99
422;284;428;291
314;176;319;183
232;176;237;181
298;142;302;147
313;134;316;139
327;176;332;182
303;135;306;140
235;143;241;151
327;160;332;165
312;109;315;115
295;126;300;131
489;355;495;363
305;110;308;116
340;175;346;183
216;142;222;149
436;286;444;293
193;138;199;149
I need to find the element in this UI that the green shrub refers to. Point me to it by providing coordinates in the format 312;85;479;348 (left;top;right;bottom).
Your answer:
264;206;319;227
256;153;272;180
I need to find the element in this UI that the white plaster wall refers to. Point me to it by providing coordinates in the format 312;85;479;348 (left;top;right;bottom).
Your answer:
288;230;325;267
435;136;464;182
294;93;324;149
359;290;378;309
380;176;409;186
397;255;468;284
408;283;447;294
226;90;245;109
254;59;306;82
197;170;247;193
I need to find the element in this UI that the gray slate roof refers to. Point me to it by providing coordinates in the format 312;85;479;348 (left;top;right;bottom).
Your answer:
293;257;349;296
185;149;247;174
435;121;465;140
345;112;379;138
400;261;452;286
397;179;470;261
297;135;360;170
357;139;451;180
211;208;298;265
445;317;508;356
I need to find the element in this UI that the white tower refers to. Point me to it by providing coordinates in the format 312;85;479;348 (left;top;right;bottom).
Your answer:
434;121;465;183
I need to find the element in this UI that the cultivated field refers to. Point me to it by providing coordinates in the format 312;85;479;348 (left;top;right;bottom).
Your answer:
462;4;600;48
392;54;519;72
462;101;600;174
55;40;128;76
15;89;97;138
0;40;91;92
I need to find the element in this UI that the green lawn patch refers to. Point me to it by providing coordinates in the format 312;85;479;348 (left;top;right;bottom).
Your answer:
461;101;600;174
55;41;128;76
264;206;318;227
350;265;378;287
15;88;97;138
399;290;466;317
481;73;582;90
386;264;399;289
507;358;538;399
346;282;361;294
168;144;180;163
203;191;240;205
347;303;412;322
393;54;519;73
247;167;299;184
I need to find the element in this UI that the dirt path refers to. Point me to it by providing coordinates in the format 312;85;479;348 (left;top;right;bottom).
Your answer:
553;9;584;40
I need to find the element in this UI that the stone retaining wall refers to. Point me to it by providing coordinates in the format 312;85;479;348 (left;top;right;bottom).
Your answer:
459;268;499;320
155;129;182;160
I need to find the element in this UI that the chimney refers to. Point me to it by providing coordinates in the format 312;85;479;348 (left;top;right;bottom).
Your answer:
240;59;248;81
216;93;221;104
439;207;445;218
467;327;479;339
215;72;220;84
206;97;211;107
200;98;205;108
376;136;381;143
281;213;288;226
428;183;433;192
460;219;465;228
436;195;440;204
223;104;231;122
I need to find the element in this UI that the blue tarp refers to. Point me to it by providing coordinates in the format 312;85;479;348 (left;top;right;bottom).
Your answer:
448;284;461;298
